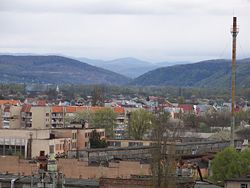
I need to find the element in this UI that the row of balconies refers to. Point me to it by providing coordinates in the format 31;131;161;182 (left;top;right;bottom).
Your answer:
51;113;63;118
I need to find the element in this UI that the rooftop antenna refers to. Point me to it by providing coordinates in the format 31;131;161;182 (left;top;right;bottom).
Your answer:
230;16;239;146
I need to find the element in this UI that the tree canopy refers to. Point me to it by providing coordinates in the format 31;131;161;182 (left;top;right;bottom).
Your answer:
129;109;154;140
65;110;94;128
89;130;107;149
92;108;117;138
211;147;250;185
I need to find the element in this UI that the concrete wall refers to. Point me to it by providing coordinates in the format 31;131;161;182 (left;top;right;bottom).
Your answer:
31;106;51;129
9;106;22;129
69;147;152;162
99;177;195;188
0;129;73;158
0;156;37;176
0;129;51;139
225;181;250;188
52;128;105;150
32;138;68;157
31;139;50;157
0;106;22;129
69;141;230;162
108;139;152;148
0;110;2;128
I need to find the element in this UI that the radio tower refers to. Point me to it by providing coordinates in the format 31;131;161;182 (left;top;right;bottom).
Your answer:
230;17;239;146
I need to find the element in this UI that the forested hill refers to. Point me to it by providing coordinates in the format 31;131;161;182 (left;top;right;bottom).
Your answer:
130;58;250;88
0;55;130;85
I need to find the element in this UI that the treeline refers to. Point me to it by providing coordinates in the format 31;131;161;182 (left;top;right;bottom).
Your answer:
2;83;250;101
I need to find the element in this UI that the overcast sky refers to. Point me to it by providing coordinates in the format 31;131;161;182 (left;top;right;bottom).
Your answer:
0;0;250;62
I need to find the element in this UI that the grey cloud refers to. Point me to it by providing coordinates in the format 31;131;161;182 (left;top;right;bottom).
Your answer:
0;0;226;15
0;0;250;62
0;0;170;14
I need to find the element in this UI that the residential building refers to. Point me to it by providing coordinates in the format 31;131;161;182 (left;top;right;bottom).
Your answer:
0;100;21;106
21;105;51;129
51;106;65;128
0;129;59;158
51;128;105;150
179;104;194;114
0;105;21;129
0;100;22;129
0;128;105;158
225;176;250;188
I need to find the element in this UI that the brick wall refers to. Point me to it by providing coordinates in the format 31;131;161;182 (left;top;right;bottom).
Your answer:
0;156;151;179
0;156;37;175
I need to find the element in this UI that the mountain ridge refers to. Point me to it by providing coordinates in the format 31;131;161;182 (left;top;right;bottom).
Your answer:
78;57;189;78
0;55;130;85
1;55;250;89
130;58;250;88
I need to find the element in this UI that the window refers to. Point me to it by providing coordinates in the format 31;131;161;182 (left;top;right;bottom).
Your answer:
128;142;143;147
49;145;54;153
72;142;77;148
99;132;104;137
241;184;248;188
107;141;121;147
72;132;77;139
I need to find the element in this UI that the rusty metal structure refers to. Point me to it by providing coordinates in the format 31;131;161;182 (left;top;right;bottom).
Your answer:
230;17;239;146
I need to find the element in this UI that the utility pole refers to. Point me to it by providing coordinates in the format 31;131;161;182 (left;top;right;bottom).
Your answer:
230;17;239;146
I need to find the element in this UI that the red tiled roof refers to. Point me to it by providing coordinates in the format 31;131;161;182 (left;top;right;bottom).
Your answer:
51;106;125;114
66;106;77;113
179;104;193;112
76;106;87;112
76;106;124;114
90;106;105;112
21;104;31;112
52;106;63;113
37;100;46;106
113;107;125;114
0;100;20;106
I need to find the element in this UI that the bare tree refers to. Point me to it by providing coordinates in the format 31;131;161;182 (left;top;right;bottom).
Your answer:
204;111;231;128
150;111;182;188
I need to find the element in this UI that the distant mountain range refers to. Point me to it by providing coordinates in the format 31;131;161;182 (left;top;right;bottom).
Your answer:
78;57;188;78
0;55;130;85
130;58;250;88
1;55;250;89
